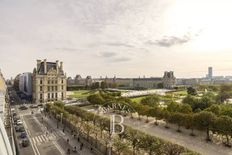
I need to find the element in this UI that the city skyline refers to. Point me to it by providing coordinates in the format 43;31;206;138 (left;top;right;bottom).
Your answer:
1;0;232;79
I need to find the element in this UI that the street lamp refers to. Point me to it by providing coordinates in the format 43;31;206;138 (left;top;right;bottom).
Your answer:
60;113;63;124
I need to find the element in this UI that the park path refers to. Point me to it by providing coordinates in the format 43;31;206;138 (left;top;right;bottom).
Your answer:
122;116;232;155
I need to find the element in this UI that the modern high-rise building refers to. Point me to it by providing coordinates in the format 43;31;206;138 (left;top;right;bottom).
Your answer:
19;72;33;97
208;67;213;79
32;59;67;103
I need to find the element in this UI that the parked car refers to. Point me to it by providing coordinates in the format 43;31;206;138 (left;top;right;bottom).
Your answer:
15;125;25;132
38;103;43;107
16;120;23;125
22;139;29;147
19;105;28;110
12;112;17;117
20;132;27;138
30;104;38;109
13;116;20;123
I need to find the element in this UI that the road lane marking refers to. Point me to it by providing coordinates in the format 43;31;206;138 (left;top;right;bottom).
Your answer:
21;115;40;155
37;136;42;143
35;137;40;144
53;140;65;155
32;138;36;144
40;135;45;142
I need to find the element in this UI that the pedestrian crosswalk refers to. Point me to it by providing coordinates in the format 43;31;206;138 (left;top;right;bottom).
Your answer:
31;132;59;145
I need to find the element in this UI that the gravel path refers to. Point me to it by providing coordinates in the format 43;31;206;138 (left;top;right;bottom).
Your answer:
123;116;232;155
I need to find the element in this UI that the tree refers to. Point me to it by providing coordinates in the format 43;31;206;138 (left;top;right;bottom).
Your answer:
113;137;130;155
215;116;232;147
194;111;216;141
162;109;171;128
140;95;160;107
162;143;185;155
87;93;105;105
139;105;150;123
217;84;232;103
169;113;185;132
205;105;220;116
101;81;107;89
126;128;142;155
149;107;162;125
157;83;164;89
167;102;180;113
140;134;162;155
187;87;197;95
184;114;196;136
178;104;192;114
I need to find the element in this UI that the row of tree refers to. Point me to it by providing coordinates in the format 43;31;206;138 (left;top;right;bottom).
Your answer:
46;102;198;155
87;91;232;147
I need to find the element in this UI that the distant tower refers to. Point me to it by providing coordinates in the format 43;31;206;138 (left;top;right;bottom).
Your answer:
208;67;213;79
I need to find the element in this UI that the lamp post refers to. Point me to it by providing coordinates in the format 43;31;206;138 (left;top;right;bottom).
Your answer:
56;114;59;129
60;113;63;124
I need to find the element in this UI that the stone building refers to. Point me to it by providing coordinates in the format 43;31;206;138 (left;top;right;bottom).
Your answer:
32;59;66;103
67;75;93;87
162;71;176;89
90;71;176;89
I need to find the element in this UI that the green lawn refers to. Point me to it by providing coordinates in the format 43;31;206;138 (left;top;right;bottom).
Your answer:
130;93;181;103
166;90;187;96
67;90;97;99
130;96;147;103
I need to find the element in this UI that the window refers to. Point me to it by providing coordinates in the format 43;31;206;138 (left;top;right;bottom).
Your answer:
62;79;63;84
52;93;54;99
48;93;50;99
40;94;42;100
51;80;53;84
52;86;54;91
55;93;57;98
40;79;43;84
55;86;57;91
48;80;50;84
48;86;50;91
40;86;43;91
61;93;63;99
62;86;63;90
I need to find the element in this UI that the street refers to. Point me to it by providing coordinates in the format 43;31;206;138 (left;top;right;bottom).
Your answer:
14;105;95;155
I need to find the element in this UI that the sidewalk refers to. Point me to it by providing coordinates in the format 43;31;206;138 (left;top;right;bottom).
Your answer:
40;113;95;155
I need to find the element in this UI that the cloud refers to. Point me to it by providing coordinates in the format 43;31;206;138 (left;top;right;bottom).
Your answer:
55;47;81;52
146;33;192;47
104;42;134;48
99;51;117;58
111;57;131;62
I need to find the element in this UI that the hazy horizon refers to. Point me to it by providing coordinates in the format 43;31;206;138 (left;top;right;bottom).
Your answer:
1;0;232;79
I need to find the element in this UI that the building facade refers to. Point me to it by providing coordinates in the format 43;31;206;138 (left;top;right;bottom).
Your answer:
69;71;176;89
67;75;93;87
32;59;66;103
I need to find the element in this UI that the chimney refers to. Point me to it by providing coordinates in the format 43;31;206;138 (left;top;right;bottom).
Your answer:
37;60;41;70
60;61;63;71
44;59;47;74
56;60;59;73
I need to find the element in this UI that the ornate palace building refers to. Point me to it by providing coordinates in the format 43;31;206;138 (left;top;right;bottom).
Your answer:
32;59;66;103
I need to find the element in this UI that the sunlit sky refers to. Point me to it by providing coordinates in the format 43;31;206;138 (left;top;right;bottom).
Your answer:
1;0;232;79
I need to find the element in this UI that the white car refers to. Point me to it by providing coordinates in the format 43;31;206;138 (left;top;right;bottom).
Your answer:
17;120;23;125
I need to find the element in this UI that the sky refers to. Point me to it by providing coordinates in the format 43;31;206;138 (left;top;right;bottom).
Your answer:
1;0;232;79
